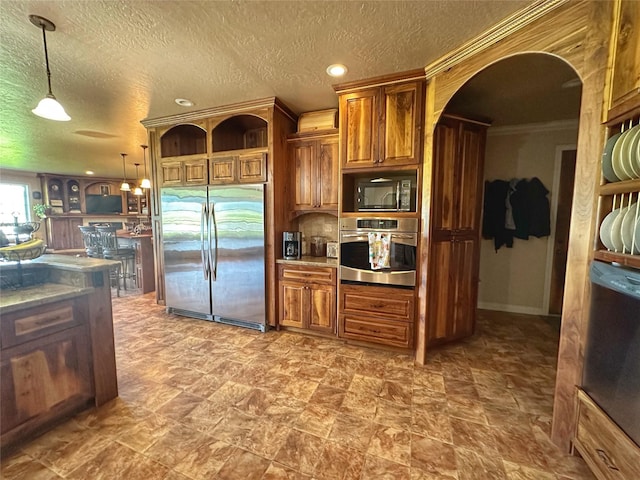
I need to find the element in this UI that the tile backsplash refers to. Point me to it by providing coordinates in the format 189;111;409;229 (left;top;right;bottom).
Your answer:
296;213;338;256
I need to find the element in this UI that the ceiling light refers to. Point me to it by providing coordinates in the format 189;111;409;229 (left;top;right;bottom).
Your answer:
140;144;151;189
29;15;70;121
85;170;94;175
133;163;143;196
175;98;194;107
120;153;130;192
326;64;348;77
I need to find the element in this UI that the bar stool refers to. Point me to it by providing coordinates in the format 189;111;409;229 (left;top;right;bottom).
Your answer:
79;225;121;296
95;225;136;291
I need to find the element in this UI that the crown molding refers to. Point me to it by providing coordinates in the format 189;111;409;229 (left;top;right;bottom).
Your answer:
487;118;579;136
425;0;570;78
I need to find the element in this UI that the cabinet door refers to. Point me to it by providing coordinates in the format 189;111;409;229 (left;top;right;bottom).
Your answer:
279;281;305;328
68;218;85;249
308;284;335;333
380;81;423;166
317;137;339;210
291;142;315;210
160;161;183;186
46;218;83;250
1;325;93;436
211;156;236;184
184;159;208;185
238;152;267;183
340;88;379;168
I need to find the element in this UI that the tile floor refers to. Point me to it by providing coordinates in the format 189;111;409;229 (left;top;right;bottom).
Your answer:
1;293;595;480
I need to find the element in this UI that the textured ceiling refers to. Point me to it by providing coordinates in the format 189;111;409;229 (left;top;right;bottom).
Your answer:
0;0;565;178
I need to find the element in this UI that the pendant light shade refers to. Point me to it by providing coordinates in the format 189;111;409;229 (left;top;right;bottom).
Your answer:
120;153;130;192
140;145;151;188
29;15;70;121
133;164;143;196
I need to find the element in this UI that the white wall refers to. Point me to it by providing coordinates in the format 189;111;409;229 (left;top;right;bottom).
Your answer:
478;120;578;315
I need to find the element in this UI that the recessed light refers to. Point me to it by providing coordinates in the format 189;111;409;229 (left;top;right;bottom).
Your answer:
85;170;94;175
175;98;194;107
326;64;348;77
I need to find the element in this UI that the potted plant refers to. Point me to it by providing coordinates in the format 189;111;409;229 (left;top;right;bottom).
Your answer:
33;203;51;219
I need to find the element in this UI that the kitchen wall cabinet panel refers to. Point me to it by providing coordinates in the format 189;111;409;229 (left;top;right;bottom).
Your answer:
288;130;339;214
338;283;414;349
426;115;488;347
45;217;84;250
210;151;267;184
159;157;208;187
278;264;336;335
335;71;425;170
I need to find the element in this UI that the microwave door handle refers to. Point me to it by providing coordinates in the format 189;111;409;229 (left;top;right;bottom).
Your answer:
396;182;401;210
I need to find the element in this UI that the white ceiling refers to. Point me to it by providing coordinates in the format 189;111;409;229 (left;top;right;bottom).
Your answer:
1;0;578;179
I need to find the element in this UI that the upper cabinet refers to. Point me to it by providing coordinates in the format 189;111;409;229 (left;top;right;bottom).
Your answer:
160;123;207;158
288;130;339;215
609;0;640;109
335;70;425;170
158;122;208;186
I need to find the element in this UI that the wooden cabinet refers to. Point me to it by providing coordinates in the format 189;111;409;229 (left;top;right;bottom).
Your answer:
45;217;84;250
288;130;339;214
427;115;488;346
278;264;336;334
210;151;267;184
610;1;640;108
335;71;425;170
159;157;208;186
574;389;640;480
338;283;415;349
118;234;155;293
1;299;93;448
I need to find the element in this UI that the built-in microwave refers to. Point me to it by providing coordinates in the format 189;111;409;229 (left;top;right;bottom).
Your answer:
355;176;415;212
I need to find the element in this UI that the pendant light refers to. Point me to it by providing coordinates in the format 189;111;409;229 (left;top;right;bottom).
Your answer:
133;164;143;196
29;15;70;121
140;145;151;189
120;153;130;192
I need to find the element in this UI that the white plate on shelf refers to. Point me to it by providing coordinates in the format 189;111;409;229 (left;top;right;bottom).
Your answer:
636;217;640;255
621;203;639;254
612;128;634;180
599;207;620;251
624;124;640;178
602;132;622;183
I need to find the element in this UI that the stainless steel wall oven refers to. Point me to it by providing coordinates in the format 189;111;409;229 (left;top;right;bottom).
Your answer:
339;217;418;288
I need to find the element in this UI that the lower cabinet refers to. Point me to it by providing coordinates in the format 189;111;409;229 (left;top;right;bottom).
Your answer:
1;299;94;448
338;283;415;349
278;264;336;334
573;389;640;480
45;217;84;250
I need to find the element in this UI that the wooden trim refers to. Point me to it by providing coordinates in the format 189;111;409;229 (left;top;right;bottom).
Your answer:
440;113;492;127
141;97;297;128
424;0;570;77
606;88;640;125
599;178;640;196
593;250;640;269
332;69;426;94
287;129;339;142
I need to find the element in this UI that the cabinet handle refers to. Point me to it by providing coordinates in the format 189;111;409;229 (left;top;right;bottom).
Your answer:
595;449;619;471
35;315;63;326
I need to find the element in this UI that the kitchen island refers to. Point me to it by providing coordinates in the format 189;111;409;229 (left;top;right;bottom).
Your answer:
0;254;120;450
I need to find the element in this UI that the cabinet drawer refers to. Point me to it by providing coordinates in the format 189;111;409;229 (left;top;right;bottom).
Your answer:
278;264;336;285
341;314;412;349
340;284;414;321
1;300;78;348
574;389;640;480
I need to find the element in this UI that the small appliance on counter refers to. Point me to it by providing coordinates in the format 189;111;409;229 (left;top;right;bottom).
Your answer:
310;236;327;257
326;241;338;258
283;231;301;260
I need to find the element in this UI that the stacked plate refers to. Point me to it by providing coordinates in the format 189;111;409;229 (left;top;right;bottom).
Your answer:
600;203;640;254
602;124;640;182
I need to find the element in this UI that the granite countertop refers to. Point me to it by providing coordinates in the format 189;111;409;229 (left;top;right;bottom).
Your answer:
277;255;339;268
0;254;120;272
0;282;94;314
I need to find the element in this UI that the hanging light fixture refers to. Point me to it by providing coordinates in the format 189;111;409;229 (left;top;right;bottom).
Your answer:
133;164;143;196
120;153;130;191
29;15;70;121
140;145;151;189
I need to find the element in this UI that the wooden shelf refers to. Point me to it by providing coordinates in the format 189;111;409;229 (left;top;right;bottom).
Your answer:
593;250;640;269
606;88;640;126
599;178;640;196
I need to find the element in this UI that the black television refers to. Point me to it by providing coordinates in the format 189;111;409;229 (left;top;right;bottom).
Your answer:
85;194;123;214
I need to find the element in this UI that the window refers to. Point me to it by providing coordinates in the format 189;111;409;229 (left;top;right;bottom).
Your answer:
0;184;30;244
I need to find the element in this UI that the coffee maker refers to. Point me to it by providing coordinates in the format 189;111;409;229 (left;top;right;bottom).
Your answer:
282;232;301;260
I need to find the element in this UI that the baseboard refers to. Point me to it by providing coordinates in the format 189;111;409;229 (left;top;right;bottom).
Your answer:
477;302;545;316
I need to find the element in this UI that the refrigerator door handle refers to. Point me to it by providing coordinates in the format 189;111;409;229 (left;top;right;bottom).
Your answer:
200;202;209;280
209;202;218;280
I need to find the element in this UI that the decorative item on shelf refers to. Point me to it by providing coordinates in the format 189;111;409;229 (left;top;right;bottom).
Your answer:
140;144;151;189
120;153;130;192
32;203;51;219
29;15;70;122
133;164;143;196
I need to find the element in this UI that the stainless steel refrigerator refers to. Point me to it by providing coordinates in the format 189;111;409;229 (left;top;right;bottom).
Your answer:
160;184;266;331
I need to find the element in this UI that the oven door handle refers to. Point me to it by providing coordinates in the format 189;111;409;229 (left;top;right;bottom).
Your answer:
340;234;369;242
